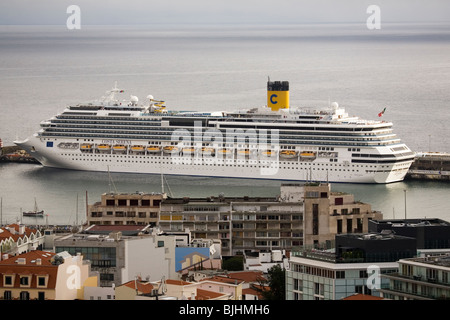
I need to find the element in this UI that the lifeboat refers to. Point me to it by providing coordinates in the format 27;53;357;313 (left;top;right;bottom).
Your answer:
300;152;316;158
163;145;179;154
97;144;111;152
237;149;250;156
131;145;145;153
80;144;93;151
217;148;231;155
147;145;161;153
182;147;195;155
113;144;127;153
201;147;215;156
260;150;275;157
280;150;298;159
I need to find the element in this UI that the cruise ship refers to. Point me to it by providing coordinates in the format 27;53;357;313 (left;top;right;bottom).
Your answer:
15;80;415;183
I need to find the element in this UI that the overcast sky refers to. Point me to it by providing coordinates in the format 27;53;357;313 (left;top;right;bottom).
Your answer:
0;0;449;25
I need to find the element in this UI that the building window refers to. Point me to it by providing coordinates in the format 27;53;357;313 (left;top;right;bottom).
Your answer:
20;291;30;300
38;292;46;300
37;276;46;287
20;276;30;286
346;219;353;233
443;271;449;284
294;279;303;291
312;204;319;235
337;220;342;234
4;275;13;286
314;283;324;298
427;268;437;281
3;291;12;300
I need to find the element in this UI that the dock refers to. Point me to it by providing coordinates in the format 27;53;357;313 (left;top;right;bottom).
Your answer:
405;152;450;181
0;145;40;164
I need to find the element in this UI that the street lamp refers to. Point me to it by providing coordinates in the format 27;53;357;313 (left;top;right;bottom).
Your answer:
403;189;407;219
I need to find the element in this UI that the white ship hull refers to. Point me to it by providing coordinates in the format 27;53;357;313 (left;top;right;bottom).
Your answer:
16;135;412;184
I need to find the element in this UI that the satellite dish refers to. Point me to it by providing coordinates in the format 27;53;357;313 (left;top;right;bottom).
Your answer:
130;95;139;102
147;95;154;100
331;102;339;110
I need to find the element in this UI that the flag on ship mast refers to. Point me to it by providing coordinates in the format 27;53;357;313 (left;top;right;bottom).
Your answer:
378;107;386;117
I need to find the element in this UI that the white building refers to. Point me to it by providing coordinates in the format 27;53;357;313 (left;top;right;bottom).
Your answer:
287;252;398;300
0;224;45;255
54;231;170;287
244;250;289;273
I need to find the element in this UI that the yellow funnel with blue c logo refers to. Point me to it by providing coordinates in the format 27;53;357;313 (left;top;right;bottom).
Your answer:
267;80;289;111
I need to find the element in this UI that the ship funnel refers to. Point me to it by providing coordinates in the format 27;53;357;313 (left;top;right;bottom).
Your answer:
267;80;289;111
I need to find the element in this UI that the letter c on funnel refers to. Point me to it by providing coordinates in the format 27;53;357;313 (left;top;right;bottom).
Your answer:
270;94;278;104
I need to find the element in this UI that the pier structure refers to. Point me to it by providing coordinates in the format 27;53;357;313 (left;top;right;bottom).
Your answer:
406;152;450;181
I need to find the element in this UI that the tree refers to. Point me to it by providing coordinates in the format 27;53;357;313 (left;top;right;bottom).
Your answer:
222;256;244;271
258;265;286;300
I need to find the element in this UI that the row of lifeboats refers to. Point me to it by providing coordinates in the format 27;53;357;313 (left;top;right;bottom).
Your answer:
80;143;316;159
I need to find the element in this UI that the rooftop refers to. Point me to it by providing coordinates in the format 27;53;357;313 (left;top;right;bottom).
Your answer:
337;230;415;241
200;276;244;286
196;288;227;300
121;279;154;294
406;254;450;269
371;218;450;228
0;250;56;266
342;293;384;300
83;224;152;236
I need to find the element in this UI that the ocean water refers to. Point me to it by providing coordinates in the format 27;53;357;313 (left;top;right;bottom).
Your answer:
0;23;449;225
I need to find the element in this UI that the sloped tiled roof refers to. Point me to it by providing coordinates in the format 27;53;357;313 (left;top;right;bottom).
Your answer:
196;288;227;300
200;276;244;286
121;280;154;294
0;250;58;289
166;279;195;286
226;271;267;283
342;293;384;300
0;224;40;242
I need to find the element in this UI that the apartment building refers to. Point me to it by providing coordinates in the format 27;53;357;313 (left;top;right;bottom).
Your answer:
302;183;382;246
159;183;382;256
285;231;418;300
379;253;450;300
87;192;165;226
0;250;96;300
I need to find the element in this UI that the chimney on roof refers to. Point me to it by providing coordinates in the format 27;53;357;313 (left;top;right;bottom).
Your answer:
19;224;25;235
36;258;42;265
8;227;15;235
16;258;26;265
109;231;122;241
